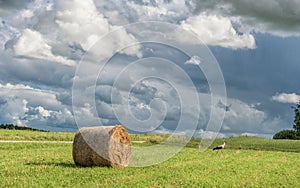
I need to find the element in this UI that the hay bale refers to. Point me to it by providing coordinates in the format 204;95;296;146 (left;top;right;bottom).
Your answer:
72;125;131;168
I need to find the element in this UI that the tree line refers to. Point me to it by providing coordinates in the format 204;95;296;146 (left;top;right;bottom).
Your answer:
0;124;48;132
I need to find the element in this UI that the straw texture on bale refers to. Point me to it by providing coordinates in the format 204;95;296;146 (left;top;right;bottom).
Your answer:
72;125;131;168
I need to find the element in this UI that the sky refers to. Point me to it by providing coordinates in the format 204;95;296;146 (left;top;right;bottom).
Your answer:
0;0;299;138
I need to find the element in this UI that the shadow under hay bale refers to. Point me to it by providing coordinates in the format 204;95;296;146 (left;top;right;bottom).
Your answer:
72;125;131;168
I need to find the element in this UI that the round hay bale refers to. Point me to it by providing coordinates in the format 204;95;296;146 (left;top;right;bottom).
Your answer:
72;125;131;168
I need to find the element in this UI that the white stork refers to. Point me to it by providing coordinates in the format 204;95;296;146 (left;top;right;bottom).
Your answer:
213;141;226;151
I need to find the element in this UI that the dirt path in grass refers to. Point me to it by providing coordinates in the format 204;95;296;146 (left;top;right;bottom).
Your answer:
0;140;73;143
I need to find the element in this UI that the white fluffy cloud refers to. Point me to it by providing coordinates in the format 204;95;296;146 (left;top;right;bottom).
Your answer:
56;0;141;59
220;98;283;134
0;97;28;126
126;0;192;22
0;83;75;130
195;93;286;135
185;55;201;65
18;9;34;20
181;14;256;49
151;94;284;137
0;83;60;108
55;0;110;50
272;93;300;104
95;0;256;49
14;29;76;66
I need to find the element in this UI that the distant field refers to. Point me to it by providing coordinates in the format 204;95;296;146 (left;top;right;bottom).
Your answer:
1;130;300;187
0;129;74;141
1;129;300;152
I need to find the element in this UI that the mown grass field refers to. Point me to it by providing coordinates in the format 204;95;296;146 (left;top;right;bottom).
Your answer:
0;129;300;187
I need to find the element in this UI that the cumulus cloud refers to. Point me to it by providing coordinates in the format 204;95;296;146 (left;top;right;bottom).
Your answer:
55;0;111;50
125;0;193;22
195;93;286;135
0;83;60;108
14;29;76;66
92;69;285;136
17;9;34;20
195;0;300;36
72;103;100;127
185;55;201;65
95;85;122;104
0;83;75;130
56;0;141;58
0;0;297;136
272;93;300;104
181;14;256;49
0;0;144;130
0;97;28;126
219;98;283;134
94;0;256;49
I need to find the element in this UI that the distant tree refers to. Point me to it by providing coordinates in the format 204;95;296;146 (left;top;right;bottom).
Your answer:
0;124;15;129
292;100;300;132
273;130;299;140
273;100;300;140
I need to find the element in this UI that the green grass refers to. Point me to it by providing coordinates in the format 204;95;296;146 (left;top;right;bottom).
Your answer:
1;130;300;187
221;136;300;152
1;142;299;187
0;129;74;141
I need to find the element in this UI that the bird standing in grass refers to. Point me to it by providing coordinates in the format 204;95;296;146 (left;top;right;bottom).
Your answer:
213;141;226;151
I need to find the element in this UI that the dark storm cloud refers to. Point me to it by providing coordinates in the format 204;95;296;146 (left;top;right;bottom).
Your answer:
224;0;300;32
0;0;33;16
195;0;300;35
